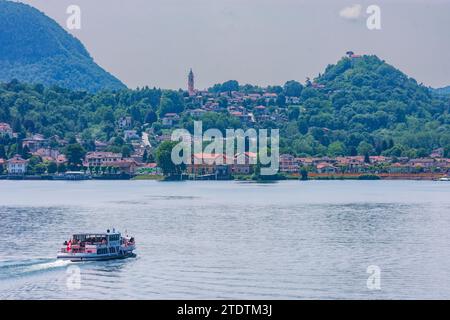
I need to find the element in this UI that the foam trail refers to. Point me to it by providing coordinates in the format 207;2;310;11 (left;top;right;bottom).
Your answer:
0;258;72;279
25;259;72;272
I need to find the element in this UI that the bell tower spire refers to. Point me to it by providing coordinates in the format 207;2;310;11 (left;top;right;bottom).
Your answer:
188;68;195;96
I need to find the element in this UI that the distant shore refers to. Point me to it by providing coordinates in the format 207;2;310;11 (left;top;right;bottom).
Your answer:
1;173;448;181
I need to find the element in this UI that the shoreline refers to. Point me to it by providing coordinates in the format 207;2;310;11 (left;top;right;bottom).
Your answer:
0;173;448;182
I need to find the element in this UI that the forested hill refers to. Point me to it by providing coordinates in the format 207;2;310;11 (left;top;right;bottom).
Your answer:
0;0;125;92
0;54;449;159
432;86;450;96
282;54;450;157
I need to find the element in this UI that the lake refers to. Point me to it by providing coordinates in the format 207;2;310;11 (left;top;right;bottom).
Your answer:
0;180;449;299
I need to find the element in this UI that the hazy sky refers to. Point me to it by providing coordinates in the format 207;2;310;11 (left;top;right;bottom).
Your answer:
15;0;450;89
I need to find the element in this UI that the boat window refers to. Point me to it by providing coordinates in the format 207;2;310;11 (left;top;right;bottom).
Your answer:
97;248;108;255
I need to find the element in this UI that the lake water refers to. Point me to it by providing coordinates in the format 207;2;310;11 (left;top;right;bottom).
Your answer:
0;180;449;299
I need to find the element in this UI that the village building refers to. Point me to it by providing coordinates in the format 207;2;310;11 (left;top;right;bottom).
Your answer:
232;152;257;175
369;156;391;164
279;154;300;173
22;134;49;152
56;154;68;165
188;108;207;118
187;153;232;178
31;148;60;161
124;130;140;141
335;156;366;173
0;123;13;138
263;93;278;104
162;113;180;127
107;159;139;175
156;134;172;142
408;158;436;172
117;116;132;130
316;162;339;174
85;152;122;167
286;96;301;105
7;154;28;175
388;163;411;174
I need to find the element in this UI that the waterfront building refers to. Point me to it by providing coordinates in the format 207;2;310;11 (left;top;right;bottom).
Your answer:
187;153;232;178
316;162;339;174
232;152;257;175
85;152;122;167
7;154;28;175
279;154;300;173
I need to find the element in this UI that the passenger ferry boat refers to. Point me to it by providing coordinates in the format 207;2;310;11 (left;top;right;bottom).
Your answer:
57;229;136;262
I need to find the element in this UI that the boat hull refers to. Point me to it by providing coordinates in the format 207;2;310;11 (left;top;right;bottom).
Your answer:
57;251;136;262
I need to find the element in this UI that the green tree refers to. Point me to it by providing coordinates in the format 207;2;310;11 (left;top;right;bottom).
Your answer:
46;161;57;174
327;141;346;157
64;143;86;169
57;163;67;173
284;80;303;97
300;167;309;181
156;141;185;177
357;141;374;156
0;144;6;159
121;145;132;158
145;110;157;124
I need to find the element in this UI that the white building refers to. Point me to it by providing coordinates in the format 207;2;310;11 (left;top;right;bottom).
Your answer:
7;155;28;175
124;130;139;141
0;123;13;138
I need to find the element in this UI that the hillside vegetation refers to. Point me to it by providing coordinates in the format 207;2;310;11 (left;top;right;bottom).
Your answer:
1;55;450;159
0;0;125;92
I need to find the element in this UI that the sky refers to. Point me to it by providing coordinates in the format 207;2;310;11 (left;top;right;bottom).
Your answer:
14;0;450;90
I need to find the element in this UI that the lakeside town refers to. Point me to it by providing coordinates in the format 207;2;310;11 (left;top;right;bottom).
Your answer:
1;61;450;181
1;124;450;181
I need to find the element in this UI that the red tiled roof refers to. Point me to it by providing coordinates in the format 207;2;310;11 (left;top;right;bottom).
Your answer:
86;152;122;159
7;155;28;164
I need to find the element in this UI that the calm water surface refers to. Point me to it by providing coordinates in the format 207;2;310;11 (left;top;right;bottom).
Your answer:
0;180;449;299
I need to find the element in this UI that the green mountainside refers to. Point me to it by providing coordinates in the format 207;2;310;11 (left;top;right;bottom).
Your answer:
1;44;449;159
0;0;125;92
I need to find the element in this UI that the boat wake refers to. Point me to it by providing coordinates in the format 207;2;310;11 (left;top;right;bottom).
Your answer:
0;258;72;279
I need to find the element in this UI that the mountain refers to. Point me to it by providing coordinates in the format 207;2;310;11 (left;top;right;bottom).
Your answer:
432;86;450;95
0;0;126;92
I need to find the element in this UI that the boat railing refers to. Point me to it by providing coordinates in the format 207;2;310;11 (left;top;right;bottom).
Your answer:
60;243;107;253
61;247;86;253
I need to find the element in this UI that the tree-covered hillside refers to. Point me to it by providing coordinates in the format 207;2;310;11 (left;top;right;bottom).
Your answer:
432;86;450;96
1;54;449;159
276;55;450;158
0;0;125;92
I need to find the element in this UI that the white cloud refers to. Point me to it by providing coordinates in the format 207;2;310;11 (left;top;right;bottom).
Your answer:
339;4;363;20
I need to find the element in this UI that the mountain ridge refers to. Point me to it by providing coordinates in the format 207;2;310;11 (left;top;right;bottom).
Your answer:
0;0;126;92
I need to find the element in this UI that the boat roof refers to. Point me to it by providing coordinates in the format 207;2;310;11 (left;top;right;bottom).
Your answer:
73;232;121;237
